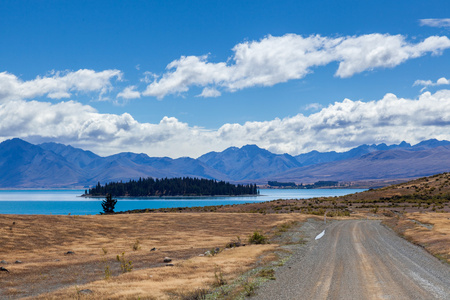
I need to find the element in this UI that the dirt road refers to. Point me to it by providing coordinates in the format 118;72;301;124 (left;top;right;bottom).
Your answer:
254;220;450;299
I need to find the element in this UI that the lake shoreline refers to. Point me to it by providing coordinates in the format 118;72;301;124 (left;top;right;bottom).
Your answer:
0;189;366;215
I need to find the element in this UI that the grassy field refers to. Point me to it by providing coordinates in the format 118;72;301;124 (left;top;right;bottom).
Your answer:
0;213;310;299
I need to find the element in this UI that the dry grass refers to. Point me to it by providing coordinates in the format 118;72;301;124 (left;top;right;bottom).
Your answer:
383;212;450;263
0;212;307;299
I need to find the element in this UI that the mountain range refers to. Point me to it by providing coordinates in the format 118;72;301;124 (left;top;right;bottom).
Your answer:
1;138;450;188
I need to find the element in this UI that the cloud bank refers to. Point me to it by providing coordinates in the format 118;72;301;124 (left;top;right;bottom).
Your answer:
143;33;450;98
0;69;122;102
2;90;450;158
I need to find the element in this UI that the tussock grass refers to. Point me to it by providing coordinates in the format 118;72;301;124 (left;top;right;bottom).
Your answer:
0;213;306;299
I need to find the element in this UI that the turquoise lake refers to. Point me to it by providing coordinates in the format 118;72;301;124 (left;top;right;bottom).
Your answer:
0;189;365;215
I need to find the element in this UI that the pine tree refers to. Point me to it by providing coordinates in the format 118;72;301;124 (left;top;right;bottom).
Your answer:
101;194;117;214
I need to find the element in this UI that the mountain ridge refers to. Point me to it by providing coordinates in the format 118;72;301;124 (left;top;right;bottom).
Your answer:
1;138;450;188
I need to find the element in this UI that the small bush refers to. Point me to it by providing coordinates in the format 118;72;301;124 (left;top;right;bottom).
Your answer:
104;265;112;280
132;239;141;251
213;266;227;287
242;279;256;296
248;231;267;244
116;252;133;273
180;288;209;300
258;268;276;280
225;236;243;248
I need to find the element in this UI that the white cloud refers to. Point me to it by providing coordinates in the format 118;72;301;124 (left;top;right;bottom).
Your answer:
420;19;450;28
414;77;450;89
437;77;450;85
304;103;323;111
0;69;122;102
117;85;141;99
197;87;221;98
142;33;450;99
2;90;450;158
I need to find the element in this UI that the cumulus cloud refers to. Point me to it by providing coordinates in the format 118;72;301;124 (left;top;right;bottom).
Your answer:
420;18;450;28
414;77;450;91
117;85;141;99
142;33;450;99
0;69;122;102
2;90;450;158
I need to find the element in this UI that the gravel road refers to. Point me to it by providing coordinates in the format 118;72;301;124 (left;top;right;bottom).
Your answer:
254;220;450;299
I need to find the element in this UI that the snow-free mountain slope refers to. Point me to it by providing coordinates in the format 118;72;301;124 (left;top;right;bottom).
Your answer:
198;144;301;180
2;138;450;188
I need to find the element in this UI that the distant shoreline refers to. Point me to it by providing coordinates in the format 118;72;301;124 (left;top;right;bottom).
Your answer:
80;194;261;199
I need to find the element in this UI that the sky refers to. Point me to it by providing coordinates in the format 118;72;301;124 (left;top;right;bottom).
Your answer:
1;0;450;158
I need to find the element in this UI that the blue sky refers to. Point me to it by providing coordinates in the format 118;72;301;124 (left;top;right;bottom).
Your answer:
1;1;450;157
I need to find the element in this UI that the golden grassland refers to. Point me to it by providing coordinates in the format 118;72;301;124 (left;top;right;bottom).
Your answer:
383;212;450;264
0;213;310;299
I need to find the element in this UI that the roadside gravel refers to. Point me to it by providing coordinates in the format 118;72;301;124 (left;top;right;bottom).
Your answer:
253;219;450;299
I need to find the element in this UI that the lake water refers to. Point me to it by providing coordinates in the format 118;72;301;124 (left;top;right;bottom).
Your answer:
0;189;365;215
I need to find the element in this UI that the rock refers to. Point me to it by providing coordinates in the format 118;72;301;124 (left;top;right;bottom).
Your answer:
14;260;22;264
165;263;174;267
79;289;93;294
0;266;10;273
163;257;172;263
65;251;75;255
150;247;156;251
0;260;8;264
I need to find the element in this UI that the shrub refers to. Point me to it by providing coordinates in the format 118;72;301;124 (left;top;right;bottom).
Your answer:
116;252;133;273
248;231;267;244
132;239;141;251
258;268;276;280
180;288;209;300
225;236;242;248
213;266;227;287
243;279;256;296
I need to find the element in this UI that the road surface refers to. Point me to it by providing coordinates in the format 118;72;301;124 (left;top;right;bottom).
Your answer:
254;220;450;299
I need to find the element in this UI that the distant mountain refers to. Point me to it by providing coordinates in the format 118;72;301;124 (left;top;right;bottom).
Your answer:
0;139;86;188
0;139;228;188
39;142;100;168
268;146;450;184
294;139;450;166
295;141;412;166
1;138;450;188
85;153;229;183
198;144;301;180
